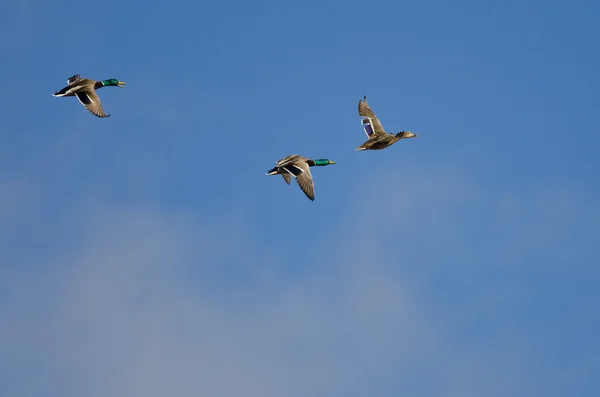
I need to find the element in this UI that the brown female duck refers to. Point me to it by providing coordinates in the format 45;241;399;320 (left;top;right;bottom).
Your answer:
356;95;417;150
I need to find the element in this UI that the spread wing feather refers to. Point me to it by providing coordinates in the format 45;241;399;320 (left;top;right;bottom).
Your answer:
75;91;110;118
358;96;386;136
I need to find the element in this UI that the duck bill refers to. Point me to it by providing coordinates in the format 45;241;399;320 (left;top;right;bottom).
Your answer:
117;81;126;88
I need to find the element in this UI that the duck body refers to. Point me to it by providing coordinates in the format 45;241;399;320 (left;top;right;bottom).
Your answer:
356;134;402;151
356;95;417;150
267;154;335;201
53;74;126;118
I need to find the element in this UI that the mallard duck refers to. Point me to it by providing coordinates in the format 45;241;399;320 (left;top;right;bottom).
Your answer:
356;95;417;150
52;74;126;118
267;154;336;201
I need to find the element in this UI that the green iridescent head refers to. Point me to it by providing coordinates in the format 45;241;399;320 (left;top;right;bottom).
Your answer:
313;159;336;166
102;78;126;88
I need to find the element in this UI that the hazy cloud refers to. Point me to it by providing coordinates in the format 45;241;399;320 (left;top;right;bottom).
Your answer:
2;166;597;397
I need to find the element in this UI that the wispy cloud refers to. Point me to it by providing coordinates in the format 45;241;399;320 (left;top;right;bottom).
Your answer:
0;203;427;397
2;165;597;397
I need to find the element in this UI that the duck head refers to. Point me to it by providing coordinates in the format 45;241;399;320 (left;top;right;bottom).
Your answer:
396;131;418;139
313;159;336;166
102;78;126;88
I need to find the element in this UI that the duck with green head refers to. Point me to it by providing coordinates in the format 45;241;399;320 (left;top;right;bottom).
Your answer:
53;74;126;118
356;95;418;150
267;154;336;201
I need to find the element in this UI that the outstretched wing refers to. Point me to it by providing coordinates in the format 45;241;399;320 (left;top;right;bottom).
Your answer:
75;90;110;118
358;96;386;136
282;161;314;201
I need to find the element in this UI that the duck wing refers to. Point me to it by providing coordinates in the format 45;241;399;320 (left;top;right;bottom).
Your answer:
281;173;292;184
67;74;84;85
358;96;386;137
274;154;314;200
75;90;110;118
284;162;314;201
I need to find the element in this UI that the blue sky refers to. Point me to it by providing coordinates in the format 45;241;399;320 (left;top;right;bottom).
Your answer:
1;0;599;396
